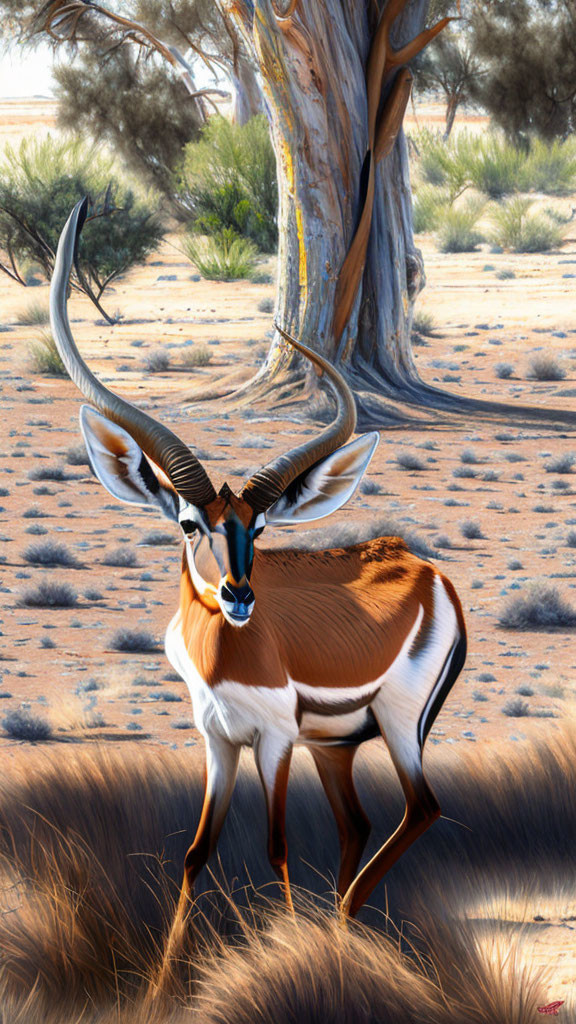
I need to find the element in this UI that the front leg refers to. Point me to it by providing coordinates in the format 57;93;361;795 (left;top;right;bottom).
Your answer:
155;731;240;996
254;731;294;913
182;731;240;901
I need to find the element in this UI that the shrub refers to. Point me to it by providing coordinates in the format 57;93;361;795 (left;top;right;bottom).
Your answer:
566;530;576;547
415;128;479;197
491;197;563;253
460;520;484;540
184;228;258;281
102;548;139;568
544;453;574;473
468;135;524;199
502;698;531;718
139;531;176;546
28;465;70;481
170;717;194;729
65;444;90;466
28;331;67;376
359;478;382;496
527;356;566;381
435;198;485;253
18;581;78;608
2;710;52;741
15;301;49;326
412;185;449;233
258;297;274;314
144;350;171;373
494;362;514;379
176;115;277;252
110;629;159;652
412;310;436;336
23;542;79;567
522;137;576;195
396;453;426;471
180;344;212;368
0;135;164;323
499;583;576;629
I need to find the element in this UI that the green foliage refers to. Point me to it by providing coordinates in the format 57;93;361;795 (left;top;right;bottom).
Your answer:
521;137;576;196
467;136;524;200
0;135;164;321
435;198;485;253
490;197;563;253
184;228;258;281
28;331;67;377
15;302;49;326
412;185;449;233
177;116;277;253
414;131;576;202
415;129;480;199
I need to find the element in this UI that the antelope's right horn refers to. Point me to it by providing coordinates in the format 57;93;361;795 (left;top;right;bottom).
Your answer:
50;199;216;508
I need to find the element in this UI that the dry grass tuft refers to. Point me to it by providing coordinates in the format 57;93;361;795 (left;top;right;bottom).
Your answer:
0;724;571;1021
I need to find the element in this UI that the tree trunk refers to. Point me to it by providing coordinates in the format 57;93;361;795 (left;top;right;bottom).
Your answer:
231;57;264;124
444;91;460;139
224;0;432;414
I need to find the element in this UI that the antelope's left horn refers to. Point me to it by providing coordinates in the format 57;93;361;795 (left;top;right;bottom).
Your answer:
241;325;356;513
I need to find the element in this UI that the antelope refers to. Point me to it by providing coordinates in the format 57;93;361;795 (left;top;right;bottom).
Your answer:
50;199;467;920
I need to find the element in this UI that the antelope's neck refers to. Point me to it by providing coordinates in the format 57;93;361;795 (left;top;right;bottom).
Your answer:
171;551;284;688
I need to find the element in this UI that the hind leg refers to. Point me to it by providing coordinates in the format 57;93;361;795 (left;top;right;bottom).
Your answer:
311;745;371;898
340;721;439;918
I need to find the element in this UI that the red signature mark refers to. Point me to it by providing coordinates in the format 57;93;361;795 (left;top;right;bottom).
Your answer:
537;1001;564;1016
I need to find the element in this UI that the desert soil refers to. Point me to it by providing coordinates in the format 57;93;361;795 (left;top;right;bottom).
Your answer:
0;97;575;1000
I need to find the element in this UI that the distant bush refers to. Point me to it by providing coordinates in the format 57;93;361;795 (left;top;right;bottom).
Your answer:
491;198;563;253
28;465;70;482
396;453;426;471
499;583;576;629
412;185;449;233
65;444;90;466
23;542;79;567
502;698;531;718
184;228;258;281
258;297;274;314
102;548;139;568
0;135;164;323
145;350;171;373
468;136;524;199
460;520;484;540
412;310;436;336
527;355;566;381
110;629;159;652
176;115;277;253
359;478;382;496
15;301;49;326
2;710;52;741
544;453;574;473
180;344;212;368
139;531;176;546
435;198;485;253
18;581;78;608
28;332;67;377
521;137;576;195
494;362;514;379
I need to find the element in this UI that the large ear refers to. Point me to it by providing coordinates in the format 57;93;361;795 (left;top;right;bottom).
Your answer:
265;432;379;525
80;406;179;520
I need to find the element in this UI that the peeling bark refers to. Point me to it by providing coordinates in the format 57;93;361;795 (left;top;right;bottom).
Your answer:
223;0;435;402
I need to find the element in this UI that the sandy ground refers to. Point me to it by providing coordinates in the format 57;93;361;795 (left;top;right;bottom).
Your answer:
0;97;575;1000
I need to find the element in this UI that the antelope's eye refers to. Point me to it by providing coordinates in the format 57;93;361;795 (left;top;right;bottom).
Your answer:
180;520;197;535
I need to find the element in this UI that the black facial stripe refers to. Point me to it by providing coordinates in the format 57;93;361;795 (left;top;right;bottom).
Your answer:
225;519;254;581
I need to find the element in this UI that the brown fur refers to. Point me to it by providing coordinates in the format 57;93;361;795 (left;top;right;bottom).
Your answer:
179;536;451;689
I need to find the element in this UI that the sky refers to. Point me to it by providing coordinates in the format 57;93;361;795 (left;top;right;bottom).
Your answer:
0;42;55;97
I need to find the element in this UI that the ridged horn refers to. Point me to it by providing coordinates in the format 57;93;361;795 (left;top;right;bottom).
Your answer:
241;325;356;512
50;199;217;507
